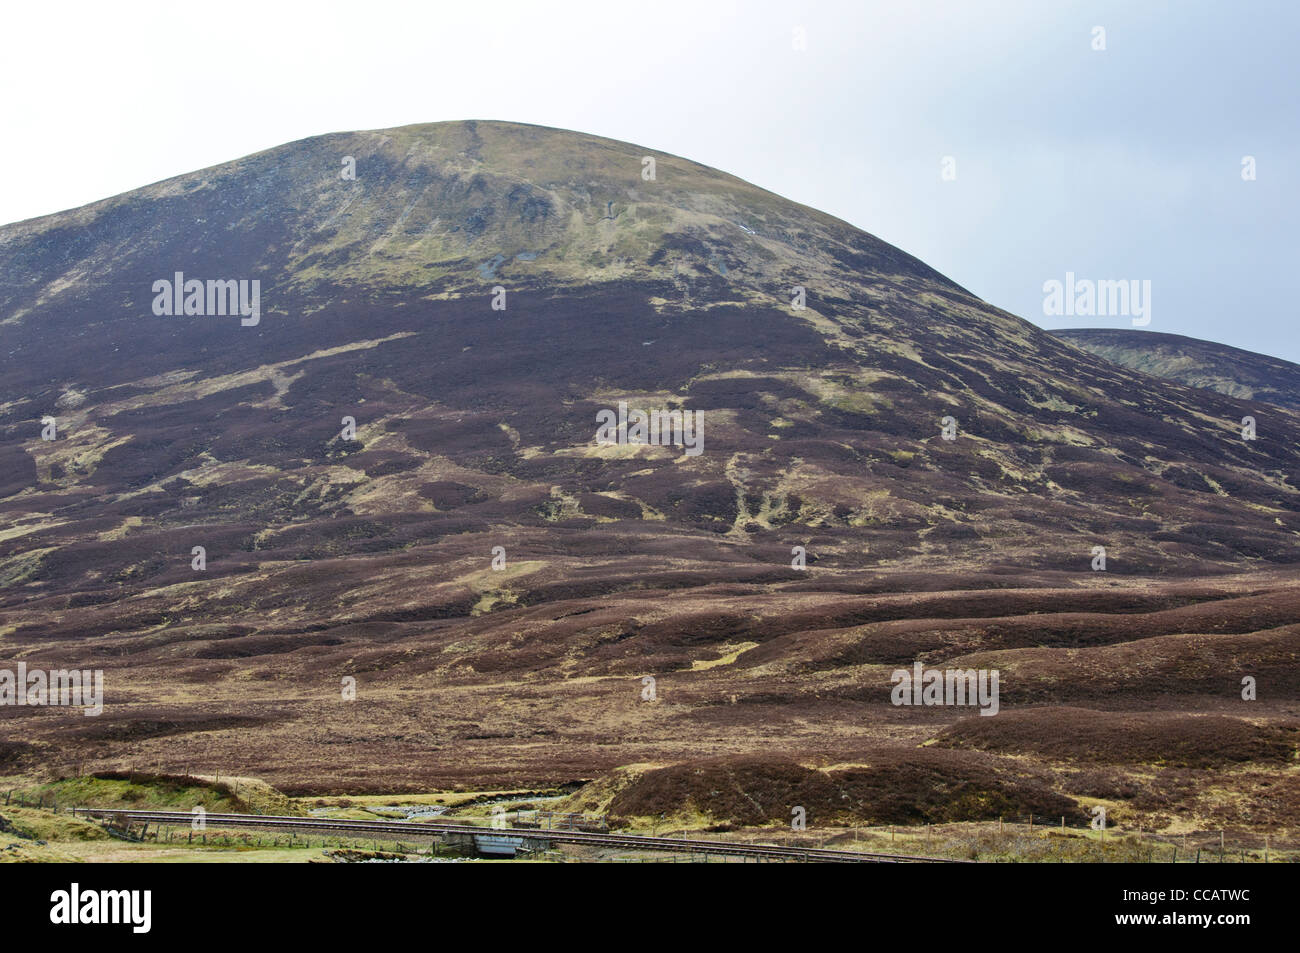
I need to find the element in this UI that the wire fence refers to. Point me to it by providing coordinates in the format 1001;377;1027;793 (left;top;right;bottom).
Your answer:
6;792;1294;861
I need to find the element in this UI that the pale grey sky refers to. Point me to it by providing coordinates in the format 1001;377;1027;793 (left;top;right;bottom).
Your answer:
4;0;1296;359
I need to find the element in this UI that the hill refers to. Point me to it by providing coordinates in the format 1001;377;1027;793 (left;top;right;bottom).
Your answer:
1;120;1297;800
1052;328;1300;411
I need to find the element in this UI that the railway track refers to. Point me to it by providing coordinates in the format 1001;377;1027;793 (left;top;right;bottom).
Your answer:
73;808;966;863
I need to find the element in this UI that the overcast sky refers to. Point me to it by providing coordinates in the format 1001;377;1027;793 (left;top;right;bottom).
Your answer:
4;0;1296;359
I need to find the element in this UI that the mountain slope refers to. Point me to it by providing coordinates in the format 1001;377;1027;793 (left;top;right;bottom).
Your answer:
1052;328;1300;411
2;120;1298;793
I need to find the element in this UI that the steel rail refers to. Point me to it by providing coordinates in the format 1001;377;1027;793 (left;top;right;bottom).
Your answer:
74;808;966;863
